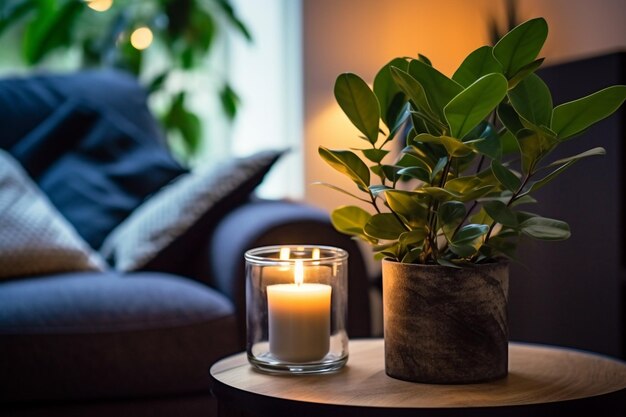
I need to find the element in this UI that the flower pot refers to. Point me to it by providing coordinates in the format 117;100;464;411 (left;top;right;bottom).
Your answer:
382;259;509;384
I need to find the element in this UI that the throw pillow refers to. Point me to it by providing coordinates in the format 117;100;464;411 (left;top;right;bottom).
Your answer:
0;69;167;150
100;150;284;271
0;70;187;250
0;150;106;280
9;98;187;249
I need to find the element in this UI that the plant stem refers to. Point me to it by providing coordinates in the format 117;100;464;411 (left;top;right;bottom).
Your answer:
484;172;533;244
425;158;453;261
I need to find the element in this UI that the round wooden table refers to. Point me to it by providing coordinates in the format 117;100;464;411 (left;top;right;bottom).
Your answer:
209;339;626;416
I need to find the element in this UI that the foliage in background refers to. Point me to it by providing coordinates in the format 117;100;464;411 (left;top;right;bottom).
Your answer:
0;0;251;158
318;18;626;267
488;0;519;46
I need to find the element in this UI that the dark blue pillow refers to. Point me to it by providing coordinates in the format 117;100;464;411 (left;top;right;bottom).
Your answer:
0;69;166;150
0;71;186;249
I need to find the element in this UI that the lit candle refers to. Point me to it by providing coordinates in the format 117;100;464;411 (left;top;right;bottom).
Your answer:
261;247;295;285
267;259;332;362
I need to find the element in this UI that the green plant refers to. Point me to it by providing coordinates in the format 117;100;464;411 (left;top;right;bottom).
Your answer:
0;0;250;157
318;17;626;266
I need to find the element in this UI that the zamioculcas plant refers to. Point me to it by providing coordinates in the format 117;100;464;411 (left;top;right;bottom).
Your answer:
318;17;626;267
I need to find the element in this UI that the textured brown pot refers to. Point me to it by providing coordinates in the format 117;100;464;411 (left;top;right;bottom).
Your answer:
382;259;509;384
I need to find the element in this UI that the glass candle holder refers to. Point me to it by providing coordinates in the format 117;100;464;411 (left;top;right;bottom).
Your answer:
245;245;349;374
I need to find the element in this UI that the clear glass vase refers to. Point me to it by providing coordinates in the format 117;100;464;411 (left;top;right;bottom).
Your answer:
245;245;349;374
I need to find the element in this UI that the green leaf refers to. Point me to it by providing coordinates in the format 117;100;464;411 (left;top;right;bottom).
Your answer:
364;213;407;240
416;133;474;157
516;128;558;174
507;58;545;89
500;130;520;155
449;224;489;257
482;201;518;227
396;167;430;182
0;0;36;36
493;17;548;78
401;247;423;264
23;0;83;64
390;67;437;121
334;73;381;144
359;148;389;163
470;122;502;160
163;93;202;155
508;73;553;128
374;58;409;130
373;165;405;184
497;102;525;135
483;236;519;260
444;73;508;139
312;182;371;204
369;184;392;197
418;185;493;202
551;85;626;140
491;160;521;191
418;53;432;66
330;206;372;238
547;146;606;167
148;71;170;94
319;147;370;189
452;46;503;87
187;8;216;54
430;156;449;182
215;0;253;41
438;201;466;240
529;147;606;192
436;258;463;269
399;228;428;245
520;217;571;240
220;84;240;119
397;150;433;172
384;190;428;226
407;59;463;120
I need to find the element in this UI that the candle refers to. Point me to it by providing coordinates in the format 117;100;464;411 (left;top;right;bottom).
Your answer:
262;247;332;285
267;260;332;362
262;247;296;286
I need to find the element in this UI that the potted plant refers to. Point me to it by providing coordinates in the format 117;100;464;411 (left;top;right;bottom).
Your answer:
318;17;626;383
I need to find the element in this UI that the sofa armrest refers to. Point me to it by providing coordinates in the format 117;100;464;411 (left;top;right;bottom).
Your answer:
190;199;371;347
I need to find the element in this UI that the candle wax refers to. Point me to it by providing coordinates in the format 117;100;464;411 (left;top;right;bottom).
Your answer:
267;283;332;362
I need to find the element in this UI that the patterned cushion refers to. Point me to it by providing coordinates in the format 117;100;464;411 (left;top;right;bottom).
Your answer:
100;150;283;271
0;150;106;280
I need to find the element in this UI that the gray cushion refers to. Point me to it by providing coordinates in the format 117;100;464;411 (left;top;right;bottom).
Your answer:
100;150;282;271
0;271;238;402
0;149;106;280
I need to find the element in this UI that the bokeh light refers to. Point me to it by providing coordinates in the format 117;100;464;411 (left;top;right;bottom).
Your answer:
85;0;113;12
130;27;154;50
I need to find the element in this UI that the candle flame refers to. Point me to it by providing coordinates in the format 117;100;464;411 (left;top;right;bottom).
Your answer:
279;247;290;260
294;260;304;286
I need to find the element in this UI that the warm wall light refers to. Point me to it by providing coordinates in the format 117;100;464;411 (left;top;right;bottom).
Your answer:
85;0;113;12
130;27;153;50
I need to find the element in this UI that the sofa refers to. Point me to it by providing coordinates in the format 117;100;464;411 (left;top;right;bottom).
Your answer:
0;69;371;416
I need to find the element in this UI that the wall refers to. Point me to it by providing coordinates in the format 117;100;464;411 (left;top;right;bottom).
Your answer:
303;0;626;212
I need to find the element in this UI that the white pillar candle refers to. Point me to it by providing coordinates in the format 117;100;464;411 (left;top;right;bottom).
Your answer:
267;260;332;362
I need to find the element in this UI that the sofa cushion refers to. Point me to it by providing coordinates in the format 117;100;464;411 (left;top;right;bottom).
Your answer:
0;150;106;280
0;70;187;249
0;271;238;402
100;150;283;271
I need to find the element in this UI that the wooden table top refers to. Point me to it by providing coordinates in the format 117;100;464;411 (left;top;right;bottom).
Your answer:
210;339;626;416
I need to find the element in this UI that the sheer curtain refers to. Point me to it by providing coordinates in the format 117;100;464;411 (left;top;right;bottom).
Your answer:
226;0;303;199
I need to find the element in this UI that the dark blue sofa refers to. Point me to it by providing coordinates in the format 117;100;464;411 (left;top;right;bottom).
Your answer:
0;70;371;416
